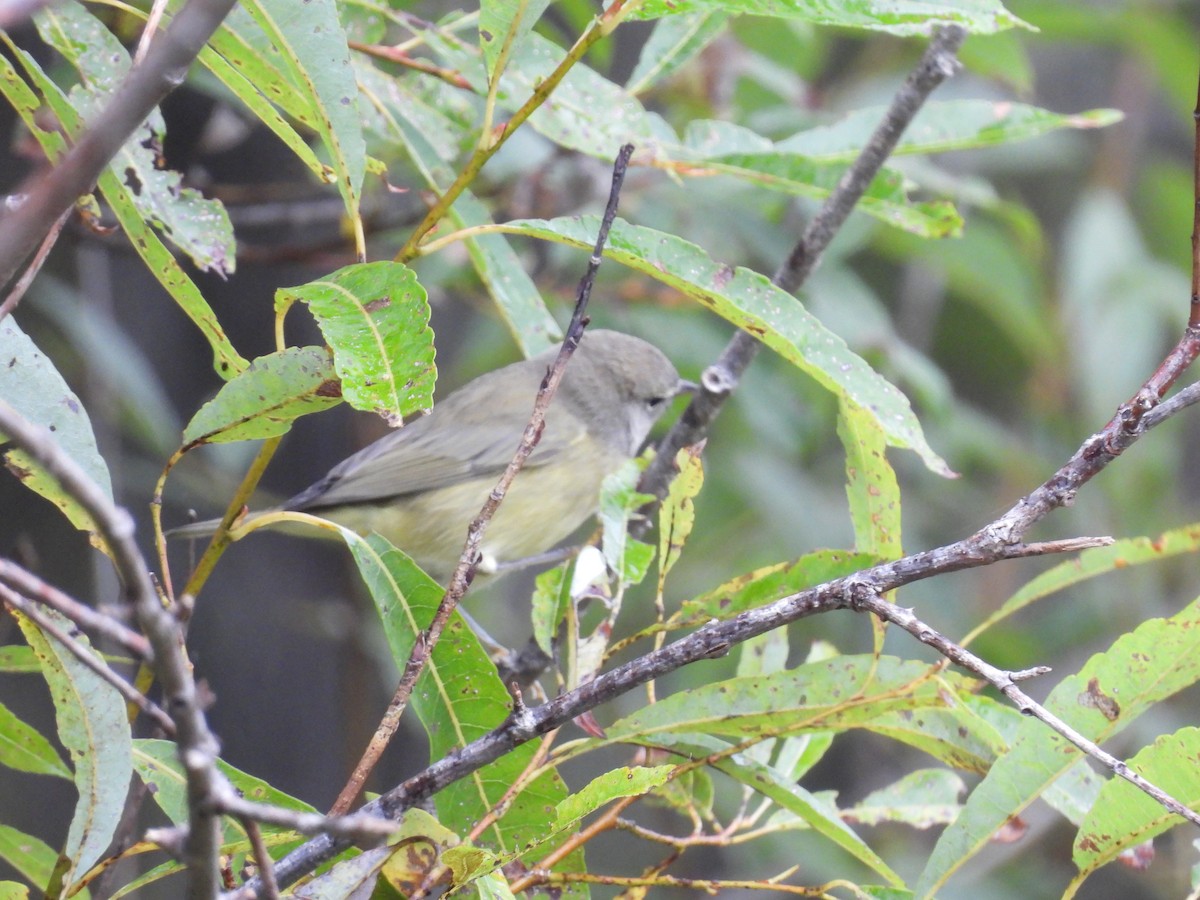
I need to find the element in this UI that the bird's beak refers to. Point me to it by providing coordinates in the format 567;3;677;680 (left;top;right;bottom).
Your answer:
677;379;699;395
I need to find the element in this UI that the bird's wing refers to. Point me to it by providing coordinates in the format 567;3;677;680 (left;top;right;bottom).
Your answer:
285;403;587;511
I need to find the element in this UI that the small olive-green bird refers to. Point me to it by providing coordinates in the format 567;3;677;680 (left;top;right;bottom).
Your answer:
173;329;689;580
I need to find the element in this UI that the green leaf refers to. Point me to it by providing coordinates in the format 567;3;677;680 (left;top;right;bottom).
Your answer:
0;316;113;547
838;399;902;559
623;0;1033;34
201;6;330;180
866;705;1003;774
287;845;392;898
917;598;1200;897
375;809;461;896
1074;728;1200;875
598;461;656;587
676;120;962;238
15;608;131;888
658;444;703;584
479;766;676;876
33;3;236;274
0;700;71;779
963;523;1200;645
129;738;319;894
531;563;570;656
848;769;965;829
181;346;342;445
96;172;247;378
0;647;39;673
134;738;316;847
555;766;675;829
355;65;561;356
1043;759;1104;827
33;276;181;456
341;532;576;865
1;38;246;377
737;628;789;679
958;32;1034;92
779;101;1121;161
497;217;953;476
210;4;322;125
356;59;469;171
480;0;552;82
429;30;664;159
0;824;57;894
606;655;956;740
627;12;729;94
453;194;563;356
662;103;1119;238
473;871;518;899
278;262;435;424
240;0;366;221
672;549;880;628
441;844;503;892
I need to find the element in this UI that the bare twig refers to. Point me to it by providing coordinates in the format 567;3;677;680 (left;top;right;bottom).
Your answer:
327;144;637;816
0;558;152;659
348;40;471;88
977;324;1200;549
849;585;1200;828
134;0;171;65
639;24;968;503
212;789;399;843
0;0;239;292
0;584;176;734
1144;379;1200;426
239;819;279;900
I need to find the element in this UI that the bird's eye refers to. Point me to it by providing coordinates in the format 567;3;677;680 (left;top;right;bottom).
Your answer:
646;396;667;409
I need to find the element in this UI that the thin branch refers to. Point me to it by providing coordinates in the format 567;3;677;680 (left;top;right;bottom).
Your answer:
638;24;968;504
134;0;172;66
849;586;1200;828
327;144;637;816
1191;69;1200;330
0;206;70;322
0;395;225;898
509;795;639;894
211;790;399;844
239;819;279;900
0;558;152;659
528;870;817;894
1144;379;1200;426
347;40;471;88
977;326;1200;549
0;0;240;292
394;3;625;262
0;584;176;735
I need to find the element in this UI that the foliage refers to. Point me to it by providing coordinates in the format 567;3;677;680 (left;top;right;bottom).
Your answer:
1;0;1198;898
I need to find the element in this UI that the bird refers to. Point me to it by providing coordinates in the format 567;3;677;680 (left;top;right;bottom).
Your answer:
172;329;690;581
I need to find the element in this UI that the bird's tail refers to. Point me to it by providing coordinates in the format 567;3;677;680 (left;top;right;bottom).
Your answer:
166;510;264;541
